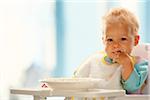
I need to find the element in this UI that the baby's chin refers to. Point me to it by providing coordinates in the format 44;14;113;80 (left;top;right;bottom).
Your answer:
107;53;119;60
107;55;117;63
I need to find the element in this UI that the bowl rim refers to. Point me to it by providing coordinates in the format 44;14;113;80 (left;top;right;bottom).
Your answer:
40;77;100;83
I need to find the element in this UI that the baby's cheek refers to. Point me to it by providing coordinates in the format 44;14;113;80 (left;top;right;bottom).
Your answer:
105;46;115;58
105;45;113;51
105;46;111;53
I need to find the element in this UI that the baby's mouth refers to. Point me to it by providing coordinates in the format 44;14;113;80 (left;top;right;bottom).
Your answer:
112;50;122;54
116;50;121;53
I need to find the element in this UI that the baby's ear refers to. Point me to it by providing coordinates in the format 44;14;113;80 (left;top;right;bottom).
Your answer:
134;35;140;46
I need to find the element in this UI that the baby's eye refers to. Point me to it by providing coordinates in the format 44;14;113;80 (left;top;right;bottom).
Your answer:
107;38;113;42
121;37;127;41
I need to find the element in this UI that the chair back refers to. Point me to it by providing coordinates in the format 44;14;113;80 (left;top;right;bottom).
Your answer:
132;43;150;60
131;43;150;94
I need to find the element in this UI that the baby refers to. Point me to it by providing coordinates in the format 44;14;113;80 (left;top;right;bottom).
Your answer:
65;8;148;100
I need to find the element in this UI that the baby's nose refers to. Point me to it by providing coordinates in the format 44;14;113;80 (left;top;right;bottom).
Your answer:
113;42;120;48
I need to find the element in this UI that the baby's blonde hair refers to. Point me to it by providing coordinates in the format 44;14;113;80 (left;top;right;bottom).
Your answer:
103;7;139;35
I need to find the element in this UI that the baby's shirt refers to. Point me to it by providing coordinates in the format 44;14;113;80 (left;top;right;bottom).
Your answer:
71;52;122;100
74;51;123;90
74;51;149;93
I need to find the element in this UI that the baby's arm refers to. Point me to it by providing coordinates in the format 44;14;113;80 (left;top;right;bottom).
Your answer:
121;60;148;93
112;52;134;80
112;51;148;93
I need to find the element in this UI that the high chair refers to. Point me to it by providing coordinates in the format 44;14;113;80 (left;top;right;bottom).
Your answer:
10;43;150;100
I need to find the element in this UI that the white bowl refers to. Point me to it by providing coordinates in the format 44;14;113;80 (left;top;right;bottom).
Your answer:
40;78;100;90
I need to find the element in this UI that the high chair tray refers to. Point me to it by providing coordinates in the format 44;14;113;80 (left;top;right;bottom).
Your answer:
10;88;125;97
52;89;125;97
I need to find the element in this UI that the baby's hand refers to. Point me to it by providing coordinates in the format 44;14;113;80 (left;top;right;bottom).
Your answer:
112;51;131;65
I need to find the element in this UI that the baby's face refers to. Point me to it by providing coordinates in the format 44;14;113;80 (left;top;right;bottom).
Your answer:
103;23;135;60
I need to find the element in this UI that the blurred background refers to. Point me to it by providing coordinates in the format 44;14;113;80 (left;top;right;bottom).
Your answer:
0;0;150;100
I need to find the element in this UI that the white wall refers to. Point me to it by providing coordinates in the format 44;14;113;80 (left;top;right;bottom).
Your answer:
0;0;56;99
63;1;107;76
